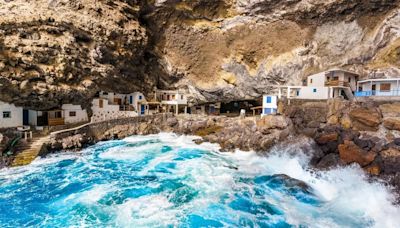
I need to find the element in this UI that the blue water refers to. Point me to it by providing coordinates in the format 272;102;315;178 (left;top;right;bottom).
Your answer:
0;133;399;227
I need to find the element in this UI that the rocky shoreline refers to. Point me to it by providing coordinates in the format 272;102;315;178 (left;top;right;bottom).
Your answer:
2;99;400;201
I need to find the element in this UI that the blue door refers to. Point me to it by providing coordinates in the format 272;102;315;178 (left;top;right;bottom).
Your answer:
23;110;29;125
141;105;145;115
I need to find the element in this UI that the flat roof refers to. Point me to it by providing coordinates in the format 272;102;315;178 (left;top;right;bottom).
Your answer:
358;78;400;83
326;68;359;76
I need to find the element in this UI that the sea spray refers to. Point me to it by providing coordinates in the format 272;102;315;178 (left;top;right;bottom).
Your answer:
0;133;399;227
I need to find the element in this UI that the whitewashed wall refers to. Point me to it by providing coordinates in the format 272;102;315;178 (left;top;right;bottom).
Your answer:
297;87;330;99
307;72;326;87
0;101;23;128
62;104;88;124
262;95;278;109
91;98;138;123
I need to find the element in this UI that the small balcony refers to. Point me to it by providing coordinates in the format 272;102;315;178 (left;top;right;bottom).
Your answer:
325;80;349;87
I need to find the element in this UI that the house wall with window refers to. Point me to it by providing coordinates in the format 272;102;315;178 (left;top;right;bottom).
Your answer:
128;92;148;115
307;70;358;91
296;87;330;99
262;95;278;116
0;101;23;128
358;80;400;96
91;98;138;123
61;104;88;124
307;72;326;87
156;90;187;105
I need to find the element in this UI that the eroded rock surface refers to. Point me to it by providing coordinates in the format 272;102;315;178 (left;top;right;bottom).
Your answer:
2;0;400;107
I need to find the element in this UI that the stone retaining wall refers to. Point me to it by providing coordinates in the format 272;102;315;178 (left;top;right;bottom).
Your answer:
49;113;174;151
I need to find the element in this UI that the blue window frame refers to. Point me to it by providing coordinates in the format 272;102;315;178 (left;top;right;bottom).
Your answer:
266;96;272;103
263;108;277;115
313;88;317;93
139;95;142;100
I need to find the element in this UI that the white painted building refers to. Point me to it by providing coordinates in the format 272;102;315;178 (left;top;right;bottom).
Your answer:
129;92;149;115
91;90;150;123
98;91;149;114
154;90;188;114
261;95;278;116
61;104;88;124
0;101;23;129
278;69;359;100
356;78;400;97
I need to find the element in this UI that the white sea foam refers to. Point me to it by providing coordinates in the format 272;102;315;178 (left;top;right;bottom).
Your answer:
116;195;178;227
228;149;400;228
1;133;399;227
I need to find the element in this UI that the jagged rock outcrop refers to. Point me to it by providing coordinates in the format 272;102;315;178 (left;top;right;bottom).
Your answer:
1;0;400;108
0;0;149;110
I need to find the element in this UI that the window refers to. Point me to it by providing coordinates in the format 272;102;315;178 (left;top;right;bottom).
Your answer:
296;91;300;96
348;77;351;82
181;95;184;100
3;111;11;118
69;111;76;117
266;96;272;103
310;79;313;84
139;95;142;100
313;88;317;93
380;83;391;91
172;95;176;100
99;99;103;108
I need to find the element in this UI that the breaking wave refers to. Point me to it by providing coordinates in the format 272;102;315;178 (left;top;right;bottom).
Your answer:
0;133;399;227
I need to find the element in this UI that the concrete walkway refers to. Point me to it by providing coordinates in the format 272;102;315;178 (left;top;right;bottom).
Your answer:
11;135;50;167
11;122;91;167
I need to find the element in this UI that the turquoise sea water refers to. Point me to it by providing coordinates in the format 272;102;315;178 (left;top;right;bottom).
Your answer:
0;133;399;227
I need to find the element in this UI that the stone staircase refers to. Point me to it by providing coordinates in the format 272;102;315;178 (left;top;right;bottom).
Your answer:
343;87;355;101
11;135;50;167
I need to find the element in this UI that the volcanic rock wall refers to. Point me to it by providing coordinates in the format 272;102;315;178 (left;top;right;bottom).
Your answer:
1;0;400;108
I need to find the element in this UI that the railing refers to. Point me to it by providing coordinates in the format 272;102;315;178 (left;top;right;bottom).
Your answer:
325;80;349;87
355;90;400;97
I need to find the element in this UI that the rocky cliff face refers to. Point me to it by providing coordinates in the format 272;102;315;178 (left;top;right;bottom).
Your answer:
1;0;400;108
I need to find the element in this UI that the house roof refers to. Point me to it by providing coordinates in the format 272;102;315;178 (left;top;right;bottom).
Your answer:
358;78;400;83
326;68;359;76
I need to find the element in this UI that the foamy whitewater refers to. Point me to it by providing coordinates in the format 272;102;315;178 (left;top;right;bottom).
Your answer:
0;133;399;227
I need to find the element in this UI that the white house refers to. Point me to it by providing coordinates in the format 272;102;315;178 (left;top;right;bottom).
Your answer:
129;92;149;115
91;91;147;123
261;95;278;116
61;104;89;124
154;90;188;114
0;101;23;129
278;69;359;101
356;78;400;97
97;91;149;114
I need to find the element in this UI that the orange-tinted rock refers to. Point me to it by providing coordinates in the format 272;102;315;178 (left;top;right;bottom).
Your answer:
315;132;338;144
379;103;400;117
365;165;381;175
256;115;288;129
338;140;377;166
349;108;382;131
383;117;400;131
